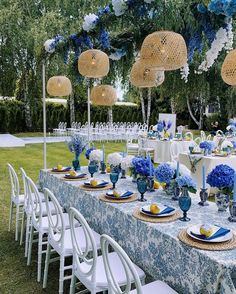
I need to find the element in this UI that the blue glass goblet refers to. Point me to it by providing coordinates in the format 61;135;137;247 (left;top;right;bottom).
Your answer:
179;187;191;221
137;179;148;202
88;163;98;178
110;172;119;190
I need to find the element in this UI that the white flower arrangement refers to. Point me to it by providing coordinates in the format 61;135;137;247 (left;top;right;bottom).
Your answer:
107;152;123;167
89;149;103;163
196;22;233;74
180;63;190;83
168;161;191;177
121;155;134;171
112;0;127;16
44;39;55;53
221;140;234;149
82;13;98;32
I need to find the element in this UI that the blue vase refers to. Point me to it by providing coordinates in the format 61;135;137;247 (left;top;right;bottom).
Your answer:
72;156;80;171
137;178;148;202
215;192;230;212
179;187;191;221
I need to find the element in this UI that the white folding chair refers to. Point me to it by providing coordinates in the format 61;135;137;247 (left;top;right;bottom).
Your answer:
126;139;139;156
69;208;145;294
43;191;100;293
194;137;201;145
101;234;177;294
200;130;206;141
170;142;179;161
7;163;25;241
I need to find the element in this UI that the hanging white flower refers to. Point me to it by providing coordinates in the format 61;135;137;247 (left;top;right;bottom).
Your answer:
89;149;103;163
180;63;190;83
44;39;55;53
107;152;123;167
121;155;134;171
112;0;127;16
225;19;234;52
82;13;98;32
196;26;230;74
144;0;154;3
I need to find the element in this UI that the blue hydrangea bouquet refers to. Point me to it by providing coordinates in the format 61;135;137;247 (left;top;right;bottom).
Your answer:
176;175;197;194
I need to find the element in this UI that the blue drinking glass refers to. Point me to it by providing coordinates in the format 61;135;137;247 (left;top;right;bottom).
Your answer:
110;172;119;189
179;187;191;221
137;178;148;202
88;162;98;178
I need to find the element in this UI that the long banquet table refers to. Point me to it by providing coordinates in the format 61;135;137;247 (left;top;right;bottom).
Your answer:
39;168;236;294
146;139;193;163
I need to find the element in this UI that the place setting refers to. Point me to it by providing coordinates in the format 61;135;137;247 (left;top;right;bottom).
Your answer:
99;189;138;203
62;170;88;181
50;164;72;174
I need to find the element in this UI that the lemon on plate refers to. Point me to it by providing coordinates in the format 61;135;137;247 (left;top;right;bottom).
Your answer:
69;170;77;177
57;164;63;171
113;190;121;198
200;224;214;237
106;166;111;173
154;181;161;189
150;203;161;214
90;179;98;187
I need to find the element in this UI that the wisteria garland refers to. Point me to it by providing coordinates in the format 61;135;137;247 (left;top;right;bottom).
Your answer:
180;63;190;83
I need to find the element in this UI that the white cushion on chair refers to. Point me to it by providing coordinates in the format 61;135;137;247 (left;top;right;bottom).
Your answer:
40;213;72;232
78;252;145;288
51;226;101;256
130;280;178;294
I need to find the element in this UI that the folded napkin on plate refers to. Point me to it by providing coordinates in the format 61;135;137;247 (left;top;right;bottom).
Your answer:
107;191;133;198
56;166;71;171
190;227;230;241
142;206;175;216
66;173;86;178
85;181;109;187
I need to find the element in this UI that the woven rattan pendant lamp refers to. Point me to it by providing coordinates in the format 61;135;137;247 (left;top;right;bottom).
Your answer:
221;49;236;86
140;31;187;71
91;85;117;106
47;76;72;97
78;49;110;146
130;59;165;88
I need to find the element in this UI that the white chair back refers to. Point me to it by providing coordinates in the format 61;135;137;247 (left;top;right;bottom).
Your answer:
170;142;179;161
216;130;224;137
69;207;97;286
101;234;143;294
25;176;43;227
206;134;212;141
20;167;30;210
7;163;20;200
44;188;65;248
194;137;201;145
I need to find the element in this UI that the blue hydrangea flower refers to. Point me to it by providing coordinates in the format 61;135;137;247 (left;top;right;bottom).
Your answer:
68;135;88;157
176;175;197;192
157;121;164;132
132;156;154;177
154;163;175;184
200;141;214;151
207;164;235;189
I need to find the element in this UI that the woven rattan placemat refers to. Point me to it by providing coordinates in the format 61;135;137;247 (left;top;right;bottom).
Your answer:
132;207;181;223
99;194;138;203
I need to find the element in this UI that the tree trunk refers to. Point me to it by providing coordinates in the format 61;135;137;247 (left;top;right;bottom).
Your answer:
187;97;200;129
146;88;152;127
108;107;113;125
69;93;75;126
139;89;146;124
23;73;32;130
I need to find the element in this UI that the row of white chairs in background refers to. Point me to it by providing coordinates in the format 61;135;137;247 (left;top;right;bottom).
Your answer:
53;121;149;142
7;163;177;294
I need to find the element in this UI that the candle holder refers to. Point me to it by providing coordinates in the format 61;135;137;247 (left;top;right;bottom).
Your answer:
121;169;126;179
148;176;155;192
172;182;180;201
100;161;106;174
198;188;209;206
228;201;236;222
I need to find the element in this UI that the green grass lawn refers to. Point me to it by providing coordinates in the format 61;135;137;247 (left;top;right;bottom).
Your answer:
0;141;125;294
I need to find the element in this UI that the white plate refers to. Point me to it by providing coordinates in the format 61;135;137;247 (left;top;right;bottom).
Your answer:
187;225;232;243
84;180;108;187
140;204;176;218
52;167;71;172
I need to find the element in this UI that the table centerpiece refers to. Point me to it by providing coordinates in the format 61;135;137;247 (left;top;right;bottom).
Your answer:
67;135;88;171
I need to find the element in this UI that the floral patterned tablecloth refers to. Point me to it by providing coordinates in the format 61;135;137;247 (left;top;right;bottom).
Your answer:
39;168;236;294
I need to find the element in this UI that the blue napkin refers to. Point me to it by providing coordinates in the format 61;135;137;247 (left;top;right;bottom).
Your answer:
85;181;109;187
142;206;175;216
106;191;133;198
190;227;230;241
53;166;71;172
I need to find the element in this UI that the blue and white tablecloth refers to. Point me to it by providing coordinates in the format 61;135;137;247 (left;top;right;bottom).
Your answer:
39;168;236;294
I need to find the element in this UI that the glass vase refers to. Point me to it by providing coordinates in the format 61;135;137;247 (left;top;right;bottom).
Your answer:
164;182;175;196
72;155;80;171
215;191;230;212
179;187;191;221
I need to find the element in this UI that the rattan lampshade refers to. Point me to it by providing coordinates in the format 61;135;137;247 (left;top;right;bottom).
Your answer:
78;49;110;78
91;85;117;106
140;31;187;71
221;49;236;86
47;76;72;97
130;59;164;88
